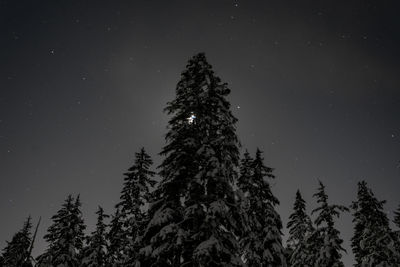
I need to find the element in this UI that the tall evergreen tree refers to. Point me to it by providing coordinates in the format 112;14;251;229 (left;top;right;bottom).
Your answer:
36;195;86;267
141;53;245;266
238;149;286;266
351;181;400;267
1;216;33;267
115;147;156;265
286;190;314;267
311;181;348;267
81;206;109;267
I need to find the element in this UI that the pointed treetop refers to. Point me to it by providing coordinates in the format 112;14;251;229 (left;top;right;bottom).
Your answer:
312;181;348;228
287;189;311;244
2;216;33;266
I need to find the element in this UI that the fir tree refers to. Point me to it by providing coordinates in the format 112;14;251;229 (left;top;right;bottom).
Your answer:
311;181;348;267
115;147;156;265
238;149;286;266
1;216;33;267
81;206;109;267
36;195;86;267
106;209;125;266
351;181;400;267
286;190;314;267
141;53;245;266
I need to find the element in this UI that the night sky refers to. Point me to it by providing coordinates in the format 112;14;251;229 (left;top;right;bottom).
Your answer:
1;1;400;265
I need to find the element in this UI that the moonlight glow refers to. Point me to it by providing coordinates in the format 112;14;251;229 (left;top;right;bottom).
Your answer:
187;113;196;124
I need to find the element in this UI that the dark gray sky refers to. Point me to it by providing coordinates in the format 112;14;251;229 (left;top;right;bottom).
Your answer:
1;1;400;265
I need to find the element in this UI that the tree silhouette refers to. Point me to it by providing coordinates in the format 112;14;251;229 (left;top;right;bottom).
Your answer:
36;195;86;267
238;149;286;266
351;181;400;266
81;206;108;267
1;216;33;267
287;190;314;267
311;181;348;267
141;53;244;266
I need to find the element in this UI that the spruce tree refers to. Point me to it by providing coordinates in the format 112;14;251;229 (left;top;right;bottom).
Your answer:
286;190;314;267
311;181;348;267
106;209;125;266
1;216;33;267
141;53;245;266
36;195;86;267
115;147;156;265
238;148;286;266
351;181;400;266
81;206;109;267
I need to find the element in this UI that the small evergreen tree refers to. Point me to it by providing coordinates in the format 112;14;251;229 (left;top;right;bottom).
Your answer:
286;190;314;267
106;209;125;266
1;216;33;267
81;206;109;267
238;148;286;267
115;147;156;265
311;181;348;267
351;181;400;267
36;195;86;267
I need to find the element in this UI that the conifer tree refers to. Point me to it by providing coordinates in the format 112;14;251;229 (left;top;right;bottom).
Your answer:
286;190;314;267
115;147;156;265
1;216;33;267
81;206;109;267
351;181;400;267
311;181;348;267
36;195;86;267
106;209;125;266
141;53;245;266
238;149;286;266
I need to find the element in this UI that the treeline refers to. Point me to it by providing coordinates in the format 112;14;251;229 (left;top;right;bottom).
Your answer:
2;53;400;267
